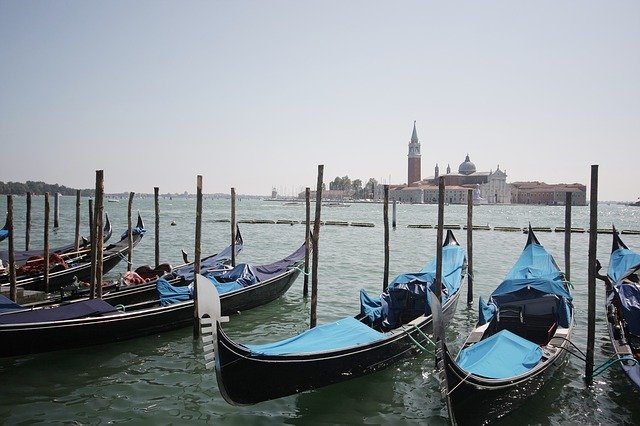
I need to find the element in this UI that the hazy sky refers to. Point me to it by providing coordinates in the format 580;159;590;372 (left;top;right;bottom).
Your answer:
1;1;638;200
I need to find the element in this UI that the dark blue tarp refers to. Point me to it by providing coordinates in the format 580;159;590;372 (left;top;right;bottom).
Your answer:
0;299;117;324
171;240;244;282
245;316;384;355
457;329;543;379
208;263;258;288
0;295;22;313
615;283;640;336
0;229;8;241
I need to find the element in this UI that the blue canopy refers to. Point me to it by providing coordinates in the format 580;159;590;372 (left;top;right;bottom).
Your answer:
615;283;640;336
0;295;22;313
157;278;193;306
0;229;8;241
245;317;384;356
608;247;640;285
457;329;543;379
0;299;117;324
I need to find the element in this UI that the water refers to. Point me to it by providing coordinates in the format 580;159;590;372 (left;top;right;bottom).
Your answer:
1;195;639;425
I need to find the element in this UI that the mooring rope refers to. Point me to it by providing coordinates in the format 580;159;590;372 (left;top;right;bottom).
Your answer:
116;252;133;266
399;323;436;357
551;336;588;362
593;355;638;377
288;265;310;276
446;370;473;396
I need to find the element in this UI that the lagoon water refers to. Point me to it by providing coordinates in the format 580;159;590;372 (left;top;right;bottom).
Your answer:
0;195;639;425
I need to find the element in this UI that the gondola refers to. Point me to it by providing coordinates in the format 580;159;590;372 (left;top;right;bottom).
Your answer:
0;214;9;242
440;226;574;425
0;214;142;294
0;241;305;358
599;227;640;390
0;214;113;268
196;230;467;405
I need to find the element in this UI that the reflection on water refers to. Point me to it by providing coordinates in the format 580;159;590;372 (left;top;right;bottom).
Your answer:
0;197;639;424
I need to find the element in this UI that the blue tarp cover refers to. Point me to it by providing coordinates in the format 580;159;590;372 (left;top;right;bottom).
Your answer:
0;229;8;240
0;295;22;313
615;283;640;336
608;247;640;285
245;317;384;356
172;240;243;282
0;299;117;324
457;329;543;379
157;278;192;306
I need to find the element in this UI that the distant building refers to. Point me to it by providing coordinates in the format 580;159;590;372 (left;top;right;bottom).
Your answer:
510;182;587;205
407;121;421;186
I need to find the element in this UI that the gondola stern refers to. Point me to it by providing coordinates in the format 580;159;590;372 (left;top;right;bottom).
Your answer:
443;229;459;247
525;223;540;246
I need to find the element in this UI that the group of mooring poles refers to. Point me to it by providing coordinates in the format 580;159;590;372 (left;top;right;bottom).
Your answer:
2;170;141;303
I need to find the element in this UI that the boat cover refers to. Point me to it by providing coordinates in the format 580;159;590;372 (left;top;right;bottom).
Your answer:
208;263;259;288
0;299;118;324
456;329;543;379
480;241;572;327
245;316;384;356
0;229;8;241
614;283;640;337
608;246;640;284
119;225;146;240
0;295;22;313
157;278;193;306
360;242;466;327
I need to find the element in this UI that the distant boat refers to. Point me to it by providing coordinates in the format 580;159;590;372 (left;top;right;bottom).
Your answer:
322;202;350;207
630;198;640;207
107;198;120;203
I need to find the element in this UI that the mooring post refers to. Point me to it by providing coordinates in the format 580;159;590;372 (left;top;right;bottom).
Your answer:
435;176;445;302
89;198;95;299
7;195;17;302
127;192;135;271
44;192;50;293
154;187;160;267
303;187;310;298
25;192;31;251
392;199;397;230
193;175;203;338
74;190;81;252
54;192;60;228
564;192;572;282
467;189;474;306
310;165;323;329
231;187;236;267
585;165;598;385
383;185;390;290
95;170;104;299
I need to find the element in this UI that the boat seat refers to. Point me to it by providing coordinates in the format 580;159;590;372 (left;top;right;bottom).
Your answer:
496;296;559;345
496;305;526;338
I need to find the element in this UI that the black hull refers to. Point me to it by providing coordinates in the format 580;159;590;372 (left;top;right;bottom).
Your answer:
443;327;572;425
0;301;193;358
215;289;460;405
0;267;301;358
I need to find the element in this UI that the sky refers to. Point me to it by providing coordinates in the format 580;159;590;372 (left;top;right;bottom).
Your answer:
1;1;638;201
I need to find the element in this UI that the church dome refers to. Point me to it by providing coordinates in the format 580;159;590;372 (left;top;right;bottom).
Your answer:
458;154;476;175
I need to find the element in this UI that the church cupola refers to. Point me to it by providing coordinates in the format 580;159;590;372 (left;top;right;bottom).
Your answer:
407;121;421;185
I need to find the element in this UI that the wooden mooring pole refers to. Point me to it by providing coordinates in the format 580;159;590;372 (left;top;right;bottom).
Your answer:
310;165;323;329
154;187;160;267
564;192;572;282
44;192;50;293
74;190;81;252
95;171;105;299
193;175;203;338
231;188;236;267
467;189;474;306
585;165;598;385
127;192;135;271
435;176;445;302
383;185;390;290
54;192;60;228
89;198;95;299
7;195;17;302
25;192;31;251
392;200;397;230
303;187;310;298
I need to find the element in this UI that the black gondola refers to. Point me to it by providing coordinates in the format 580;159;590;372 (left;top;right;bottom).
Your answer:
440;226;574;425
599;228;640;390
196;230;467;405
0;241;305;358
0;214;113;268
0;214;9;242
0;214;140;294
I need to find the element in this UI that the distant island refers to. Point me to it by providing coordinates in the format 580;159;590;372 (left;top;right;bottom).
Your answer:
0;181;93;196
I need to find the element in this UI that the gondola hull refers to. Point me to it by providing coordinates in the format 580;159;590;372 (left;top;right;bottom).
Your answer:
443;327;573;425
0;266;302;358
214;290;460;405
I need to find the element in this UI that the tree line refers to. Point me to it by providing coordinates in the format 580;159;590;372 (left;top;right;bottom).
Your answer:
0;181;93;196
328;176;379;199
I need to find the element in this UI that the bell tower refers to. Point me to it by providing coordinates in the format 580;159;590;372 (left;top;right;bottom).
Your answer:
407;121;421;185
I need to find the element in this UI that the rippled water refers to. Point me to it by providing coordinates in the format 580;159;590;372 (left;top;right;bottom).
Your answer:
1;195;639;425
